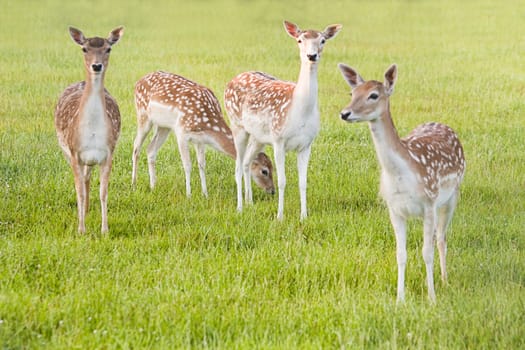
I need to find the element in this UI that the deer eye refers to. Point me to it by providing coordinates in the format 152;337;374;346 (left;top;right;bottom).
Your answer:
261;169;269;176
82;47;87;53
321;38;326;44
106;47;112;53
297;39;302;44
369;93;379;100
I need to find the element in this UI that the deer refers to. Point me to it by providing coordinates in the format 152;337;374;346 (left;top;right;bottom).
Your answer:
131;71;275;198
224;21;342;220
337;63;466;302
54;26;124;233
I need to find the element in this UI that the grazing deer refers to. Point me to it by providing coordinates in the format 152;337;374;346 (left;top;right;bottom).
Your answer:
55;26;124;233
132;71;275;197
224;21;342;220
338;63;466;302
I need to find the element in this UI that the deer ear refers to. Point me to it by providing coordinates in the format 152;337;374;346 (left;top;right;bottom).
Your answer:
384;64;397;96
108;26;124;46
284;21;301;39
338;63;364;90
323;24;342;40
69;27;86;46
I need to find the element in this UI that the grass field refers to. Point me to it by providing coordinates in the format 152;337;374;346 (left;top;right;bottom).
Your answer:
1;0;524;348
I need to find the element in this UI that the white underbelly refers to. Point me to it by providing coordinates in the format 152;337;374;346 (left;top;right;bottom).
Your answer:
434;180;458;208
79;132;109;165
283;125;318;151
282;111;319;151
148;101;182;129
383;189;425;218
78;102;110;165
243;112;273;144
380;172;425;218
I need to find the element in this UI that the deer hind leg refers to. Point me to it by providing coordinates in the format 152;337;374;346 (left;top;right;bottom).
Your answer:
146;127;170;190
273;141;286;221
99;156;113;233
389;208;407;303
436;192;458;284
423;206;438;302
194;143;208;198
132;118;153;188
297;144;312;221
232;128;249;212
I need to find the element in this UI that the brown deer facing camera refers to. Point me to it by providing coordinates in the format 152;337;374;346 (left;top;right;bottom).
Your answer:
55;26;124;233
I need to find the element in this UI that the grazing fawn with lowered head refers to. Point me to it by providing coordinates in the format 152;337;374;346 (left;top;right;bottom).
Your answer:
338;63;466;302
55;26;124;233
132;71;275;197
224;21;342;220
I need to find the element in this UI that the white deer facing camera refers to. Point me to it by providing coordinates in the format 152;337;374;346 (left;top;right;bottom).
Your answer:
225;21;342;221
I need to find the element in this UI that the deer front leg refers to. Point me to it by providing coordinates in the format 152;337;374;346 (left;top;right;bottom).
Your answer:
83;165;92;214
273;142;286;221
242;139;263;205
131;118;153;188
233;129;249;212
146;127;170;190
99;157;113;234
194;143;208;198
71;159;87;233
176;136;193;198
389;208;407;303
242;154;253;205
297;144;311;221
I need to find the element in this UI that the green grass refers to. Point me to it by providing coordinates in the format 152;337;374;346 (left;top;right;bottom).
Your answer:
1;0;524;348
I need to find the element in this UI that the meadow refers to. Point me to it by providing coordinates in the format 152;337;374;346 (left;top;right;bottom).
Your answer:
1;0;524;348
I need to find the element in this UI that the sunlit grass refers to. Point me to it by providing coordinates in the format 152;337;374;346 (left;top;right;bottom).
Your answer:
1;0;524;348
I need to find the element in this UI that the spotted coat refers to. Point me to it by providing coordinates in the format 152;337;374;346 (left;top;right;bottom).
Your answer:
132;71;275;195
402;122;465;200
135;71;235;154
224;71;295;135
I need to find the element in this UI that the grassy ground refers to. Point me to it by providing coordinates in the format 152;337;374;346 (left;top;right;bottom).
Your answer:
1;0;524;348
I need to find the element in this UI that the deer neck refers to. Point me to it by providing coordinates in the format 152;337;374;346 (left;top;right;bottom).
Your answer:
368;104;408;175
85;71;106;95
79;73;107;122
221;133;238;160
292;62;319;113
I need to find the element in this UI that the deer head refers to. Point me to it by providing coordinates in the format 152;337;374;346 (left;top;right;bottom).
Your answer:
284;21;342;63
69;26;124;76
338;63;397;123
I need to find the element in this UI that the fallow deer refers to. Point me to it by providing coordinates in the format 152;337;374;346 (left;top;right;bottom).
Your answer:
224;21;342;220
55;26;124;233
132;71;275;197
338;63;466;302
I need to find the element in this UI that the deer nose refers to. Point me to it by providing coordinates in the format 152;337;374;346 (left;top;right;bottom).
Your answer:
92;64;103;72
340;111;351;121
307;54;318;62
